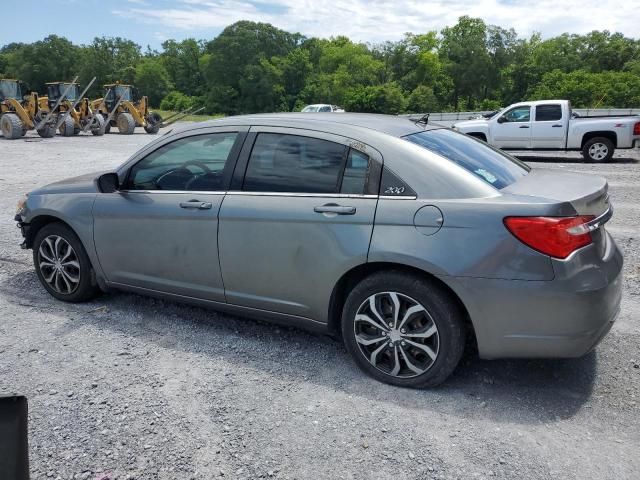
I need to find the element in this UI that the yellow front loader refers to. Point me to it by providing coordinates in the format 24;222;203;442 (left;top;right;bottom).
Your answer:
0;79;57;139
43;79;105;136
91;83;162;134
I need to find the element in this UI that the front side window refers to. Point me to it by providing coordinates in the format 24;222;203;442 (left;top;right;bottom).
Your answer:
405;129;530;189
535;104;562;122
243;133;347;193
502;106;530;123
318;106;331;112
127;133;238;191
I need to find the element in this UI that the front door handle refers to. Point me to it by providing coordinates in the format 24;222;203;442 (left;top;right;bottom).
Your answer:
519;125;530;129
314;204;356;215
552;124;563;127
179;201;212;210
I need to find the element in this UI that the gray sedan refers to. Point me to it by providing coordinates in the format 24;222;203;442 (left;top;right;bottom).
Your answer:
15;113;623;387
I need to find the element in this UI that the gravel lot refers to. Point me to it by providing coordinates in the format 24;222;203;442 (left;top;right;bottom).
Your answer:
0;128;639;480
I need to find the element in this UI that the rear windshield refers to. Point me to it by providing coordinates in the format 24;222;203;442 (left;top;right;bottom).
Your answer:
405;129;530;189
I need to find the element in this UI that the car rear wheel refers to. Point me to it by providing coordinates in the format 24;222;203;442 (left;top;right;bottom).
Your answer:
341;271;466;388
33;223;100;302
582;137;614;163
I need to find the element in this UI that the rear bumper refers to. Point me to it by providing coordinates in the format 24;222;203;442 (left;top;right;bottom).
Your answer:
443;229;623;359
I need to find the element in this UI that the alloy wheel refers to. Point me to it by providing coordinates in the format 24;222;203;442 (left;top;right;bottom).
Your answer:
588;142;608;161
354;292;440;378
38;235;80;295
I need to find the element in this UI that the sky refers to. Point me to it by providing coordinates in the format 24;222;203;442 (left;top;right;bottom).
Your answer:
0;0;637;49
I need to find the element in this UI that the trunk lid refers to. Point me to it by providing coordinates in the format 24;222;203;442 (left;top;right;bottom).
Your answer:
502;169;610;216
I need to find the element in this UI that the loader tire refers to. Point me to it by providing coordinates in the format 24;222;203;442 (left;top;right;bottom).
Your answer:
117;113;135;135
1;113;24;139
37;124;56;138
102;114;111;134
59;115;75;137
144;112;162;134
91;115;105;136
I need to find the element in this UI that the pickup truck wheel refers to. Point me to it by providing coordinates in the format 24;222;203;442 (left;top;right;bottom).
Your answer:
582;137;614;163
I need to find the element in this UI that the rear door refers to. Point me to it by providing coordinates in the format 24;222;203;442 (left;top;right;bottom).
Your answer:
492;105;532;149
531;104;566;149
217;127;381;323
93;127;246;301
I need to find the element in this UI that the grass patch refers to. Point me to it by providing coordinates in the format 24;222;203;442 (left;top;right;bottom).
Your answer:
154;110;224;123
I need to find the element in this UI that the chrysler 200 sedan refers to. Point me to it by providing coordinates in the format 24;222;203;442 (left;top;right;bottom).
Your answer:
15;113;623;387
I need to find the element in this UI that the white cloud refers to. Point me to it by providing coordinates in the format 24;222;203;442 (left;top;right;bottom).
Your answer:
113;0;639;42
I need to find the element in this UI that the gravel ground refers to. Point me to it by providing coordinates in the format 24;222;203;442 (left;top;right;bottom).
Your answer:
0;128;639;480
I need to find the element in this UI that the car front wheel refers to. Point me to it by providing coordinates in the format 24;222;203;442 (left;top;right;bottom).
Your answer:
33;222;100;302
342;271;466;388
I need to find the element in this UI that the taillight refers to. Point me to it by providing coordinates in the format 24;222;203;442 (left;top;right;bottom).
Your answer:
634;122;640;136
504;216;595;259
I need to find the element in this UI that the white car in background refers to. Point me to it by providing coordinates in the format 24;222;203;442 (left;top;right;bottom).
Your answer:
301;104;345;113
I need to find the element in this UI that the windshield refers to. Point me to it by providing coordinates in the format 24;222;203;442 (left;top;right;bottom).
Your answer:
302;105;319;112
0;81;21;100
405;129;530;189
61;83;79;101
114;86;132;101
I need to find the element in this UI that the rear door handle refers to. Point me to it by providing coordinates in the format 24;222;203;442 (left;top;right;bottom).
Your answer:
179;201;212;210
519;125;530;129
314;204;356;215
552;124;563;127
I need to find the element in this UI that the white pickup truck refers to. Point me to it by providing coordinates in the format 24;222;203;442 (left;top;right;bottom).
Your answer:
452;100;640;162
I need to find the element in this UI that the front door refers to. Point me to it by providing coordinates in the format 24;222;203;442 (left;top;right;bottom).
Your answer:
218;128;380;323
93;129;244;302
492;105;532;149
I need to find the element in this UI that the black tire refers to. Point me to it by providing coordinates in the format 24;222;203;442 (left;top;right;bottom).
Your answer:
90;114;105;136
341;271;466;388
144;112;162;134
1;113;24;139
582;137;614;163
101;114;111;134
117;112;135;134
59;115;75;137
32;222;100;303
37;124;56;138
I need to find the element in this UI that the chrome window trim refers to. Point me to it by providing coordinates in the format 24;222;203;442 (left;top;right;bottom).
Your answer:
118;190;226;195
115;190;417;200
225;191;379;199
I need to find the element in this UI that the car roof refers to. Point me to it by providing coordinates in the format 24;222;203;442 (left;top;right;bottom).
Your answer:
184;113;439;138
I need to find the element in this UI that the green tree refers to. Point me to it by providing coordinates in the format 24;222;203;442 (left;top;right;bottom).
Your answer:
134;57;172;107
78;37;142;97
440;16;492;109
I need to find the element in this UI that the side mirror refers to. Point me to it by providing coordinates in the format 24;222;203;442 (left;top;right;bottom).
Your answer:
497;116;506;124
97;173;120;193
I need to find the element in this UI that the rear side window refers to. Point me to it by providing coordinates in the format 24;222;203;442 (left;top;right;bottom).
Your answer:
535;104;562;121
243;133;347;193
405;129;530;189
341;149;370;194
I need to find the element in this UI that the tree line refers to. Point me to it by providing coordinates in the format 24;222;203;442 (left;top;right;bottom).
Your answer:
1;17;639;115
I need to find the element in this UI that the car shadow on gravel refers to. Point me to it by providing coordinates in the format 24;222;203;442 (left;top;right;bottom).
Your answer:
2;269;597;426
